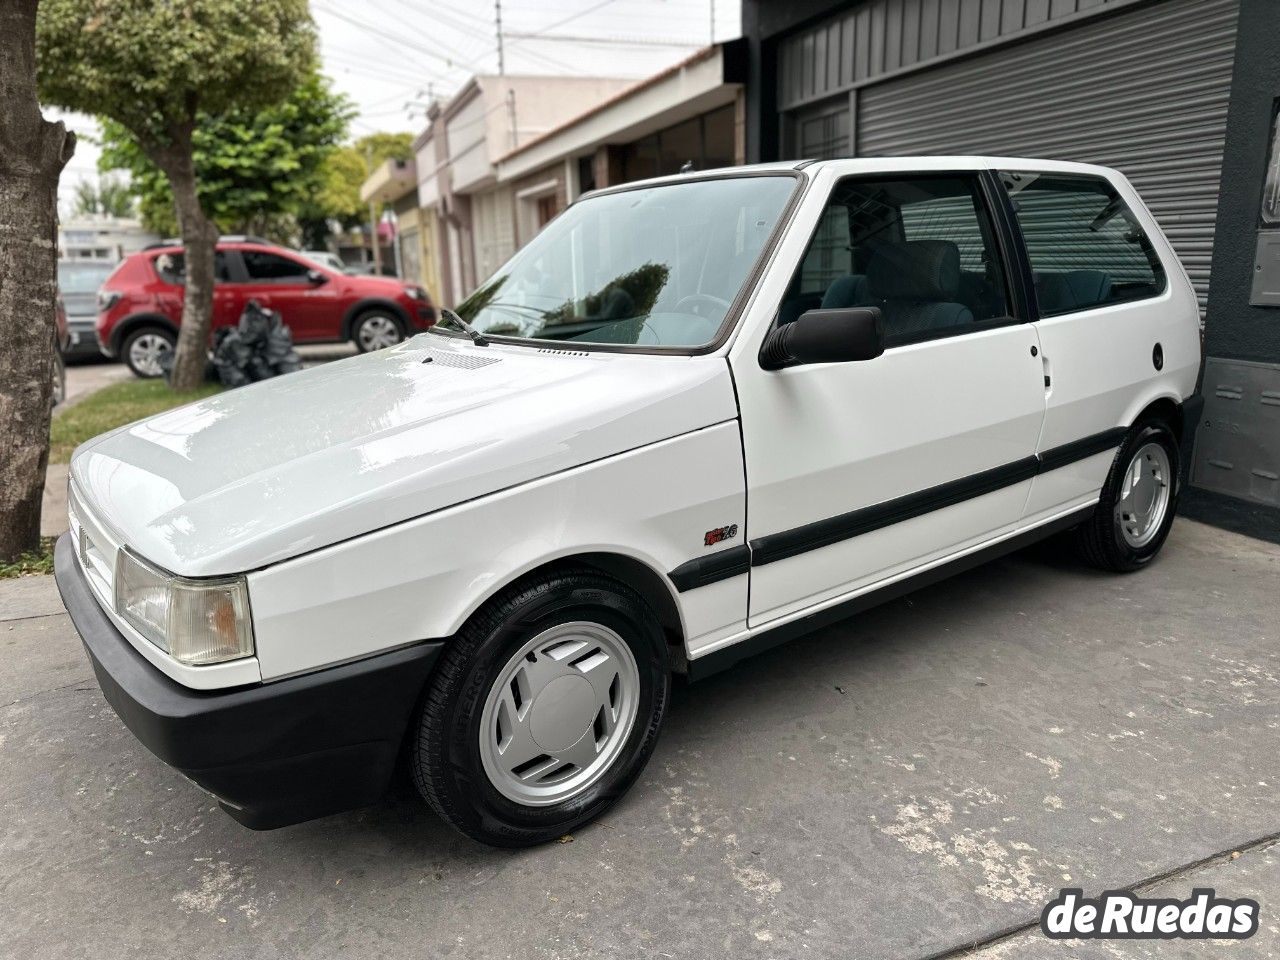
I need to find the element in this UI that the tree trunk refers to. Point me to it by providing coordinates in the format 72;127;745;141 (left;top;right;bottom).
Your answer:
0;0;75;563
154;140;217;391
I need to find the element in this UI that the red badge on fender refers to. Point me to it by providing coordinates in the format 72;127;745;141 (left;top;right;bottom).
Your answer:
704;524;739;547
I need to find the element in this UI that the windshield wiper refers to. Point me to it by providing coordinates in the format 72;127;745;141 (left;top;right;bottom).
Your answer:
437;306;489;346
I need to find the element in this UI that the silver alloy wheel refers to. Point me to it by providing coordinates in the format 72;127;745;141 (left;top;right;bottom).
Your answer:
356;313;401;350
128;332;171;377
479;621;640;807
1115;441;1172;549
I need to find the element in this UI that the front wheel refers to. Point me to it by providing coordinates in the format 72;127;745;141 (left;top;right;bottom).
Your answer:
1075;419;1180;572
411;569;670;847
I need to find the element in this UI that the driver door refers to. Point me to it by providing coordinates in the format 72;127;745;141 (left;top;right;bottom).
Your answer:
732;167;1048;627
237;248;339;341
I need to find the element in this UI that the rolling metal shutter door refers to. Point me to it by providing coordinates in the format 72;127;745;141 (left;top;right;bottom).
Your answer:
856;0;1238;312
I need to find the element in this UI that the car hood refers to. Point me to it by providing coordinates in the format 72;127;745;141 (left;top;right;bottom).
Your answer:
69;336;737;577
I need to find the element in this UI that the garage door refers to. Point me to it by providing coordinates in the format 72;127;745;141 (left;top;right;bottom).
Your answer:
857;0;1238;312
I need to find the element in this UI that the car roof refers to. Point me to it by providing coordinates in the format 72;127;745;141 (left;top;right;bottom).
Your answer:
582;156;1121;198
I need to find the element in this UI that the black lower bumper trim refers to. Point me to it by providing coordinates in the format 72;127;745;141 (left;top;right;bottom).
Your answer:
54;534;442;829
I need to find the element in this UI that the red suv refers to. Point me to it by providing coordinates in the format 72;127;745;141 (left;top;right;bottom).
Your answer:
96;238;436;377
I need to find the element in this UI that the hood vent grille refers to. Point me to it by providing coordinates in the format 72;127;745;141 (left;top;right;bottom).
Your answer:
537;347;589;357
421;349;501;370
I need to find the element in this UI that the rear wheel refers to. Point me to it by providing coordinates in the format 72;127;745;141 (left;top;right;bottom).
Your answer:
411;569;669;847
351;310;404;352
1075;419;1180;572
121;327;175;378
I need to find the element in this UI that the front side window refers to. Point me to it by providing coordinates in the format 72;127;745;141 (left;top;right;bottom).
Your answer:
779;174;1010;344
1001;171;1166;317
452;175;798;350
242;250;312;283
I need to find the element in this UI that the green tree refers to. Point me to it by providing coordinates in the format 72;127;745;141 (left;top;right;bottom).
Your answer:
1;0;76;562
71;175;134;218
301;131;414;227
98;70;352;243
37;0;316;390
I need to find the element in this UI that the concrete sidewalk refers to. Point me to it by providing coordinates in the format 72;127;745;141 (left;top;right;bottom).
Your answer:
2;519;1278;959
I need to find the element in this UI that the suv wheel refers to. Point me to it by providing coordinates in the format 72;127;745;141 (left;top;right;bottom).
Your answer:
411;568;670;847
1075;418;1180;572
122;327;175;378
352;310;404;352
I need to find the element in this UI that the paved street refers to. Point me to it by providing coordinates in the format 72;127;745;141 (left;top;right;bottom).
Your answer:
2;518;1278;959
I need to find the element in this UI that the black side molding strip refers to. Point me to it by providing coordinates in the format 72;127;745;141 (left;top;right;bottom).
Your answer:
667;425;1127;591
686;506;1095;680
750;455;1040;567
1037;427;1128;475
669;546;751;593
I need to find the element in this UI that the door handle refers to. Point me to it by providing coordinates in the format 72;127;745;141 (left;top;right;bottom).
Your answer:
1041;352;1052;392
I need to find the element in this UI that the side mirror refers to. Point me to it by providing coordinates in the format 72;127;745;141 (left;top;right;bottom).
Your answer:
759;307;884;370
306;269;328;285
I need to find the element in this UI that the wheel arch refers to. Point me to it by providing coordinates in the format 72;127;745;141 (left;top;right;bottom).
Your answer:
342;298;411;340
1127;393;1184;443
110;313;178;353
454;551;690;674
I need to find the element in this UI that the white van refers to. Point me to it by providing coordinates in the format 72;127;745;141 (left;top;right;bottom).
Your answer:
57;157;1203;846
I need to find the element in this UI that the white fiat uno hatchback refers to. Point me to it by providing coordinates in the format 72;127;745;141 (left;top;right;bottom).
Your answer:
58;158;1203;846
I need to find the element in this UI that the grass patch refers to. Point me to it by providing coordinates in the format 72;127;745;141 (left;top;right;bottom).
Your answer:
0;537;57;579
50;379;222;464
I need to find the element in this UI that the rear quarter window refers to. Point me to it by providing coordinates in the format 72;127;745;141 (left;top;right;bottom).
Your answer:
1001;171;1166;318
151;251;234;285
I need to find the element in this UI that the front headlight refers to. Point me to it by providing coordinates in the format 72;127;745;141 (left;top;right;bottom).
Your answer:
114;550;254;665
403;285;428;302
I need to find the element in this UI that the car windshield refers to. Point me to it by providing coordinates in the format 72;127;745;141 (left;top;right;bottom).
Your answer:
57;261;114;293
450;175;798;349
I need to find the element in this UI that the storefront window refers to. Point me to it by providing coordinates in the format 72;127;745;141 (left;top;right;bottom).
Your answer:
618;104;738;182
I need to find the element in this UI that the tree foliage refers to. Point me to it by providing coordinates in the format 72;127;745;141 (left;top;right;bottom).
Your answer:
303;131;415;226
98;71;353;240
37;0;316;145
71;175;134;218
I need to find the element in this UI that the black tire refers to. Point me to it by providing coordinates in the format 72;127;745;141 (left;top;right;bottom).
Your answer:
51;349;66;406
411;568;670;847
350;310;405;352
121;326;176;379
1075;418;1180;572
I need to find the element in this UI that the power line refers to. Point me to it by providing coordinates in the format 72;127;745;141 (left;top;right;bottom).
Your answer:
505;32;700;47
313;2;484;73
512;0;621;41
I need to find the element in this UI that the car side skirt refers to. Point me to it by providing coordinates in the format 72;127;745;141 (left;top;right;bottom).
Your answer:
685;504;1094;681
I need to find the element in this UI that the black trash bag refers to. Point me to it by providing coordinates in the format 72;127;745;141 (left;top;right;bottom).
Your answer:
209;298;302;387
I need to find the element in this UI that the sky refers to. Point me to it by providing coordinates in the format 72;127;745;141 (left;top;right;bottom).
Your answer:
52;0;741;214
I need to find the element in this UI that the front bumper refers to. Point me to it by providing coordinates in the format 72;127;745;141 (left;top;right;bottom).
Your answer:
54;535;442;829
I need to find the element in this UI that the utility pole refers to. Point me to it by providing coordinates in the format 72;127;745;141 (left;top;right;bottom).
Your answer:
365;144;382;275
495;0;505;75
709;0;715;44
506;88;518;151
